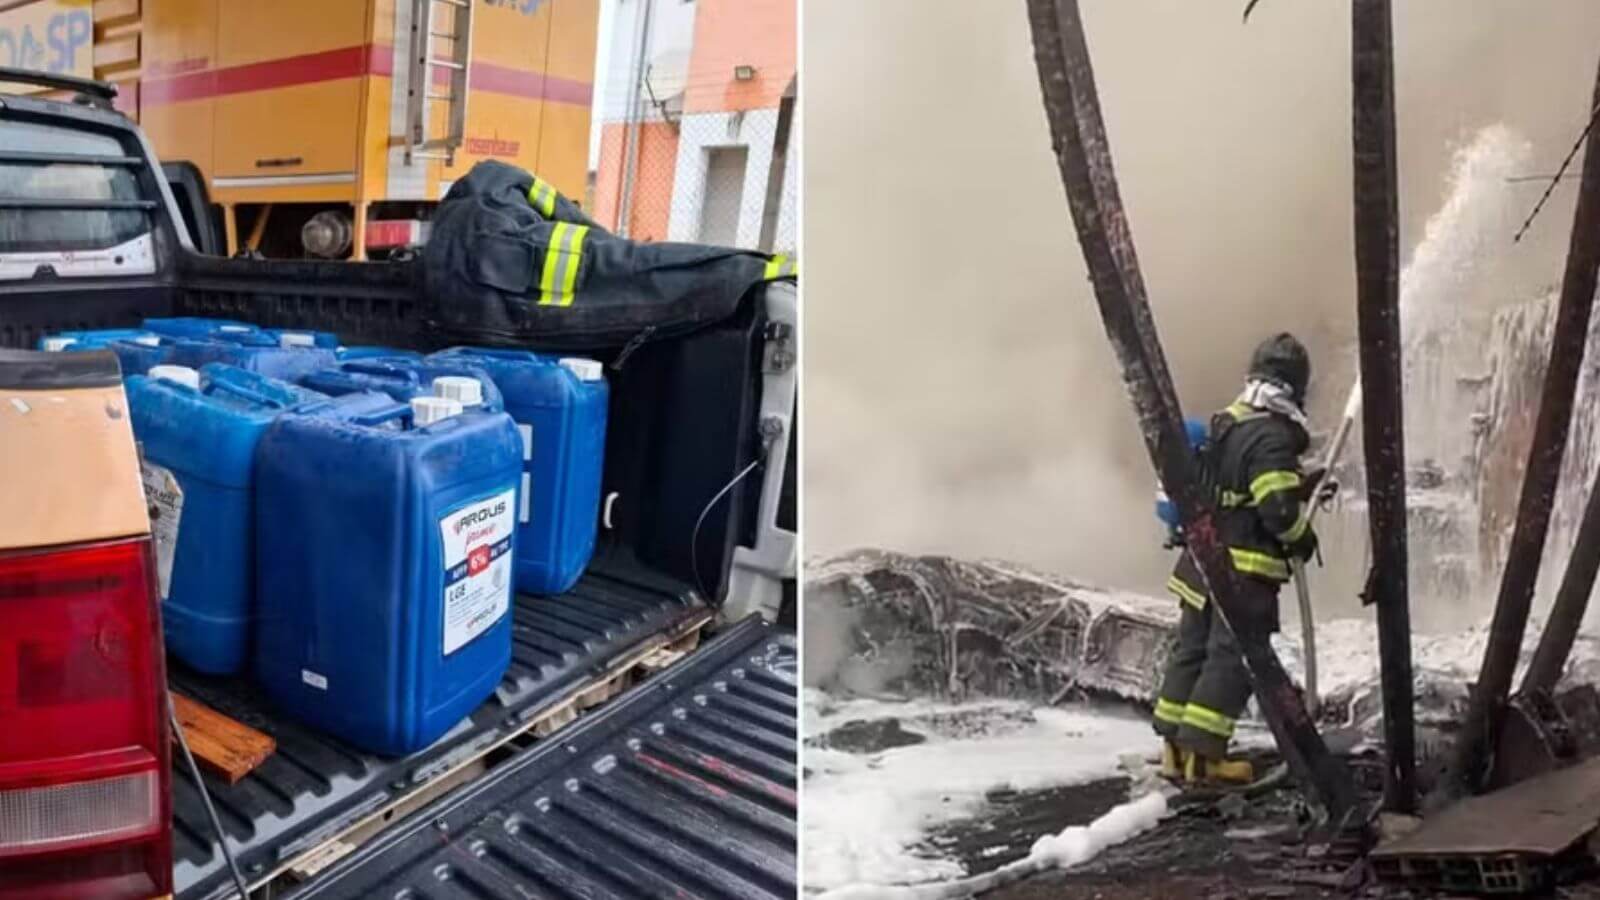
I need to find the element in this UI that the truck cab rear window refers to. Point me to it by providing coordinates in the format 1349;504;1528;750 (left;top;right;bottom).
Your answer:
0;120;150;253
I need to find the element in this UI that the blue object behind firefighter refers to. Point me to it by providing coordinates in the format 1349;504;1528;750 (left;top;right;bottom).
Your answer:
1155;418;1211;540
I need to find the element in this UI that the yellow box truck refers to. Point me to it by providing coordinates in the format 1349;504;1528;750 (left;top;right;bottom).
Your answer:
0;0;597;259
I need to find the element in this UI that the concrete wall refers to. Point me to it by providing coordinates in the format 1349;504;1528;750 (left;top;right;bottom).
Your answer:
683;0;796;114
593;0;795;248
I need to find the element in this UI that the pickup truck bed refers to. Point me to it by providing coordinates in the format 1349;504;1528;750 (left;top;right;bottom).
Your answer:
289;616;797;900
0;88;794;899
170;555;708;900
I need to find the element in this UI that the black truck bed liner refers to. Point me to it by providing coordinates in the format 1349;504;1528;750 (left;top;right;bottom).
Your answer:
169;554;708;900
287;616;797;900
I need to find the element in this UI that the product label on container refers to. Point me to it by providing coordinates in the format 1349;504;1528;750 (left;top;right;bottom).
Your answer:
440;488;516;655
140;460;183;599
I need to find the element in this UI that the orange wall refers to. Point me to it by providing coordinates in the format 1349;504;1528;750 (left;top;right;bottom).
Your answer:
683;0;795;115
592;120;678;241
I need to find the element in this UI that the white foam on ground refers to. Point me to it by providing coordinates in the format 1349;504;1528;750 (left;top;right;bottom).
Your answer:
812;791;1172;900
804;694;1154;892
1025;790;1170;867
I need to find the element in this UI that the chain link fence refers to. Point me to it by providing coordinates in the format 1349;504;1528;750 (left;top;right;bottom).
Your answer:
589;93;797;255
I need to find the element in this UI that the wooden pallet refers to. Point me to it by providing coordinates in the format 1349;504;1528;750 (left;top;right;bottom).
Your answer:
273;609;714;889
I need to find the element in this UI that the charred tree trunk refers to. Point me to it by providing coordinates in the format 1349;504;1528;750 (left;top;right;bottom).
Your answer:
1024;0;1357;821
1350;0;1416;815
1517;64;1600;699
1453;55;1600;794
1522;467;1600;695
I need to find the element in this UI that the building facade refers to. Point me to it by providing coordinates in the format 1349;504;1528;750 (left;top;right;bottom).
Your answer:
591;0;796;252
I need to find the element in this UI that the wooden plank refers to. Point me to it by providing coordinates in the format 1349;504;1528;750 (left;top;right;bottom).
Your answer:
171;692;276;785
1374;755;1600;858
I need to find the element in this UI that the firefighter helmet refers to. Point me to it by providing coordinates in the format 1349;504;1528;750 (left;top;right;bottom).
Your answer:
1248;332;1311;405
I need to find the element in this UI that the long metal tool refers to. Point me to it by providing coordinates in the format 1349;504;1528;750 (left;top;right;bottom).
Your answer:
1024;0;1357;821
1516;58;1600;701
1290;388;1361;719
1351;0;1416;814
1452;52;1600;796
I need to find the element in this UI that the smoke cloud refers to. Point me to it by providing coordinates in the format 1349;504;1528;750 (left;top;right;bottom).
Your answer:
803;0;1600;603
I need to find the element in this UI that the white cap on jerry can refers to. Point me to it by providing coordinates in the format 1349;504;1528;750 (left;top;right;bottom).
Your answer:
40;337;76;351
410;395;463;426
148;365;201;390
558;357;604;382
431;375;485;408
278;331;317;348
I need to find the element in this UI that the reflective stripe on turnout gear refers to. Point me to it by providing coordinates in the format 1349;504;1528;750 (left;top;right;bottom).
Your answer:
1224;402;1266;423
763;253;797;280
1182;702;1236;739
538;222;590;307
527;176;558;217
1249;469;1301;505
1154;697;1186;725
1229;547;1290;581
1167;574;1208;610
1277;507;1311;544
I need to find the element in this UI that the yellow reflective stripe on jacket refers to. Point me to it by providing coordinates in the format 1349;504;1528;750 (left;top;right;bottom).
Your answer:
538;222;590;307
1277;508;1311;544
1249;469;1301;505
528;176;558;217
763;253;797;280
1154;697;1186;725
1167;575;1208;610
1224;402;1265;422
1182;703;1236;738
1219;489;1251;508
1229;547;1290;580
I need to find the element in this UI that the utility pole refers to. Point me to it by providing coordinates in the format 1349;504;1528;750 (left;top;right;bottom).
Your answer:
1024;0;1357;822
1453;53;1600;795
1350;0;1415;814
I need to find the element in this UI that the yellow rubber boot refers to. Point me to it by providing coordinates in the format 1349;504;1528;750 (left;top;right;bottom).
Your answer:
1185;751;1254;786
1159;740;1186;780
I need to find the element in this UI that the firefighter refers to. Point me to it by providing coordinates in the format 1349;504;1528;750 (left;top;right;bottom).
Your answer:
1151;333;1321;785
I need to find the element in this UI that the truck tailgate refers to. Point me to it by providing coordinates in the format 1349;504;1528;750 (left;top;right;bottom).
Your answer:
287;616;797;900
170;555;709;900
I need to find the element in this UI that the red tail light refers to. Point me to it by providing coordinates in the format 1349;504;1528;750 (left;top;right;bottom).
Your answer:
0;538;171;899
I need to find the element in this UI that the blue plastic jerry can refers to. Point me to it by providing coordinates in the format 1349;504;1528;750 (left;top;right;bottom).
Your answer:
253;393;523;755
37;328;161;352
298;358;505;412
429;347;609;595
166;330;338;381
142;317;262;340
262;328;340;350
126;364;327;674
337;345;424;361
